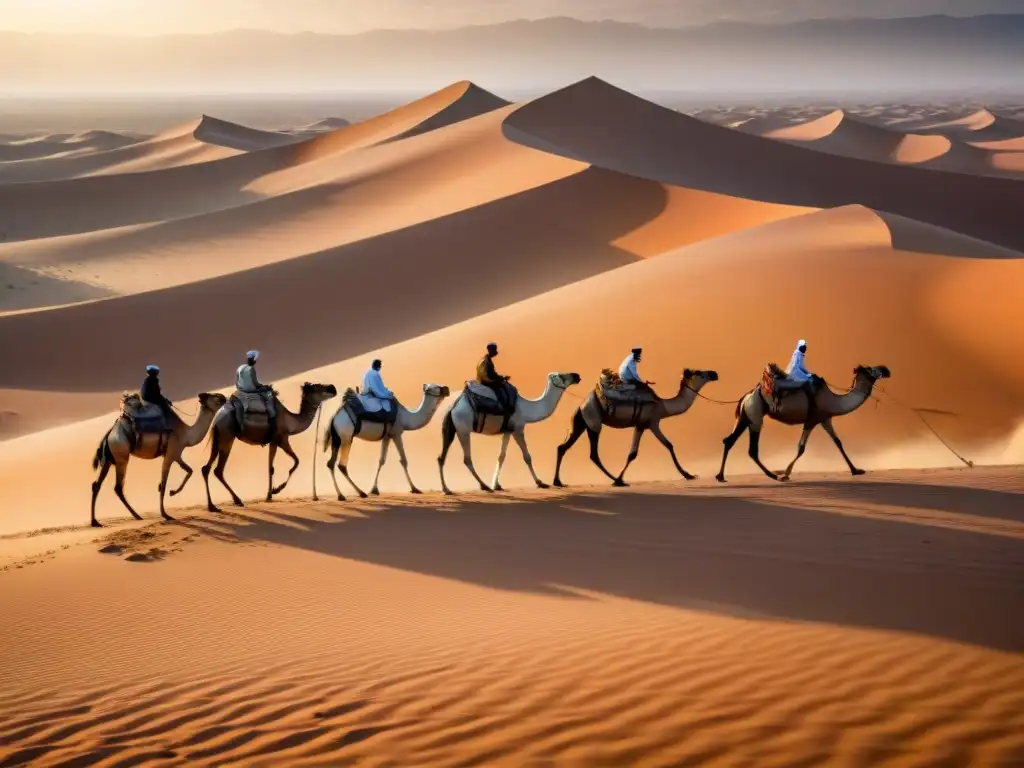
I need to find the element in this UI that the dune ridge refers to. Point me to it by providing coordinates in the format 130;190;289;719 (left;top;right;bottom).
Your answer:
737;108;1024;177
504;78;1024;251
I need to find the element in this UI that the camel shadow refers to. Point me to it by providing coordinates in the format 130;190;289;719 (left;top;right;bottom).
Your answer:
184;485;1024;653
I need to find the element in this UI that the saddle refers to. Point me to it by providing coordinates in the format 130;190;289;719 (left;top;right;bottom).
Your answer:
119;392;167;435
594;368;656;420
343;387;398;435
464;380;518;432
230;389;277;432
758;363;819;415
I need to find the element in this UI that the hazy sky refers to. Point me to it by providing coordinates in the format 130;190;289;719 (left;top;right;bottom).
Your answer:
0;0;1009;35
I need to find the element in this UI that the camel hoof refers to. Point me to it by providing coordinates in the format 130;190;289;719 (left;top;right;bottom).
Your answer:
553;479;565;488
208;505;221;514
715;473;727;483
162;514;175;522
778;475;791;483
851;468;866;476
443;489;455;496
336;494;346;502
233;499;244;508
370;488;380;496
493;484;505;492
358;492;368;499
410;488;423;495
683;474;697;481
481;485;494;493
91;520;103;528
536;482;550;490
612;479;628;488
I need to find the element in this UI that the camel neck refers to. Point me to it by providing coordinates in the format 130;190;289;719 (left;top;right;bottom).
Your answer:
518;380;566;424
823;375;874;416
400;392;441;431
663;379;701;416
183;405;217;446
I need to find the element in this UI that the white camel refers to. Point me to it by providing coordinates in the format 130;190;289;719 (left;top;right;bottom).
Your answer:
438;371;581;495
323;383;451;499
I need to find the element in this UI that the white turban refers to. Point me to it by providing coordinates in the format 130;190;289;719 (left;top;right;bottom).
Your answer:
247;350;259;360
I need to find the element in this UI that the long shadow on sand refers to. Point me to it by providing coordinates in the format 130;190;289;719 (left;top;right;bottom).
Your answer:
185;483;1024;654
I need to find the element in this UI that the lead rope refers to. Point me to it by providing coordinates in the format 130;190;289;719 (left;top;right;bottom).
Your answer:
311;404;323;501
874;386;973;468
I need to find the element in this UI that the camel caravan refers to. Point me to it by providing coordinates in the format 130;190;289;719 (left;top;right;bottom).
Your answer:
89;341;890;526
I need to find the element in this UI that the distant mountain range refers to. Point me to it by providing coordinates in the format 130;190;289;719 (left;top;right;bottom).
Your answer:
2;15;1022;96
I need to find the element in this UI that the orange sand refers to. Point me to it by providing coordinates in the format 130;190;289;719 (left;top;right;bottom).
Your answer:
2;79;1023;766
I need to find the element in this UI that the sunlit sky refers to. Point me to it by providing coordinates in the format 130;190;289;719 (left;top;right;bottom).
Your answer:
0;0;1004;35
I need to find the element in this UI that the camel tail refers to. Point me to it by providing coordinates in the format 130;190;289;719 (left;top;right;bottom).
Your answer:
323;419;338;453
441;407;456;446
92;435;110;471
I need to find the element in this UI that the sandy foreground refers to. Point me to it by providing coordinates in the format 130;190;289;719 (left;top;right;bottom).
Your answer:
3;80;1024;765
2;466;1023;767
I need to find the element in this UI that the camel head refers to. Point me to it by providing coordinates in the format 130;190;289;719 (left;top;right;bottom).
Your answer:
682;369;719;385
301;382;339;404
549;372;582;389
198;392;228;411
423;383;451;399
853;365;891;382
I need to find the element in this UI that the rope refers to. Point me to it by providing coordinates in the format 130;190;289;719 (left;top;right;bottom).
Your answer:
311;404;323;501
875;386;974;468
171;402;196;418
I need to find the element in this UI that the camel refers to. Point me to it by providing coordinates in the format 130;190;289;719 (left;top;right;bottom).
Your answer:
438;371;582;495
202;382;337;512
716;364;891;483
323;383;451;500
553;368;720;488
90;391;228;527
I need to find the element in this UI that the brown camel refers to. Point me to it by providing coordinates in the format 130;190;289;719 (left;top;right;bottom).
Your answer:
553;369;720;487
90;391;228;527
202;382;337;512
716;364;891;483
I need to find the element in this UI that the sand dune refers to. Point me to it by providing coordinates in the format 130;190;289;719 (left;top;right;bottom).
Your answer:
1;78;1023;767
1;106;808;312
737;108;1024;177
0;129;140;163
0;82;510;239
2;204;1022;531
1;466;1022;765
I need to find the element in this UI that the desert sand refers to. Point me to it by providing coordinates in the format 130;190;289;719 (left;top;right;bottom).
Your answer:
2;78;1023;765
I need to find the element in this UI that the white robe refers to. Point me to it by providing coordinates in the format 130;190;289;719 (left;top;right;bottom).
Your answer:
361;369;394;412
785;346;812;382
618;354;642;385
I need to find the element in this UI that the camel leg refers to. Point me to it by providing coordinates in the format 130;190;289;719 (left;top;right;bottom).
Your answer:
438;412;457;496
158;451;176;521
272;436;300;496
613;427;646;487
492;432;511;491
371;436;391;496
325;423;346;502
392;432;421;494
780;424;817;481
513;429;548;489
458;428;492;493
822;419;866;476
747;428;779;482
585;424;618;484
265;442;278;501
168;458;193;497
90;440;112;528
553;409;586;488
203;428;243;512
717;408;751;483
113;456;143;521
649;421;697;481
336;435;368;498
